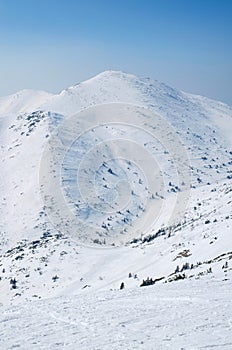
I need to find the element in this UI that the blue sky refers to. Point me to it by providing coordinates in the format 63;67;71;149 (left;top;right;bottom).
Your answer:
0;0;231;104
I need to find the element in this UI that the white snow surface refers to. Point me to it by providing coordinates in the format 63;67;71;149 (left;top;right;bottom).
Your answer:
1;279;232;350
0;71;232;349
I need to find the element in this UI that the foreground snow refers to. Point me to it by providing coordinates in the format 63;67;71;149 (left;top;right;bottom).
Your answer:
0;278;232;350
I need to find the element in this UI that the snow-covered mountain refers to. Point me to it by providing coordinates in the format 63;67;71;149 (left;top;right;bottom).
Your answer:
0;71;232;349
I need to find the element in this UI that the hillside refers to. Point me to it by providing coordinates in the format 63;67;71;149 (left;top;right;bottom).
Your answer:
0;71;231;349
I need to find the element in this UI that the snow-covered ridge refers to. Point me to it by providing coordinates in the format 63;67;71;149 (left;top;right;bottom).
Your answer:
1;70;231;119
0;71;231;316
0;89;53;117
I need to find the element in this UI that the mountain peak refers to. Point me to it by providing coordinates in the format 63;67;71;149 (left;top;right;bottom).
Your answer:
66;70;141;91
86;70;138;81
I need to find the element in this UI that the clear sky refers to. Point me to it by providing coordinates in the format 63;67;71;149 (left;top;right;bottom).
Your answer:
0;0;231;104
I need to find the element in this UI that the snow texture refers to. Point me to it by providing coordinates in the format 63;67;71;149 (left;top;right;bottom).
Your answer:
0;71;231;349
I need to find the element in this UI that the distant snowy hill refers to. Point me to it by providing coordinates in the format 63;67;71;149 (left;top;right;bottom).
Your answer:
0;71;231;348
0;89;53;116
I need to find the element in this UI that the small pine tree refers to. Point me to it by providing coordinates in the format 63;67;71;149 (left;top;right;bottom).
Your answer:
10;278;17;289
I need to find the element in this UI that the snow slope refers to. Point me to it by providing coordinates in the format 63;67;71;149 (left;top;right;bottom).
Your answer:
1;71;231;248
1;279;232;350
0;71;231;349
0;89;53;117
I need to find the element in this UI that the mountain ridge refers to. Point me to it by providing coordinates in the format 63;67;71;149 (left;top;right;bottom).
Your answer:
1;70;231;117
0;70;231;307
